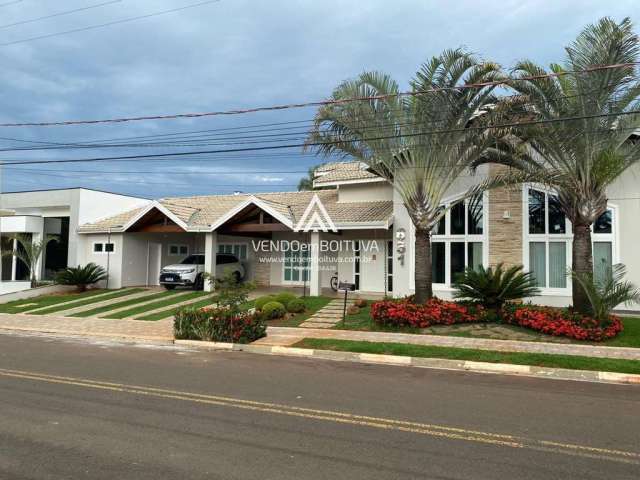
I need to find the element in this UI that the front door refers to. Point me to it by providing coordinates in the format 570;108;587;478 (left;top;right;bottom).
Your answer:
283;248;309;284
147;243;162;286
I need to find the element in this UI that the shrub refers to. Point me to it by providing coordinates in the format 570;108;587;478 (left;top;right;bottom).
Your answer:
286;298;306;313
274;292;297;306
571;263;640;325
502;304;623;341
55;263;108;292
354;298;368;308
214;271;255;312
453;263;540;309
174;306;265;343
254;295;276;311
371;297;488;329
261;301;286;319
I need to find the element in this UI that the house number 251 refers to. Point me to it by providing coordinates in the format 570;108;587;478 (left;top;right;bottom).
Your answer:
395;228;406;266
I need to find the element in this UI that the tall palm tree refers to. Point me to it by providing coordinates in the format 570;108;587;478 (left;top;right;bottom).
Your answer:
493;17;640;314
305;49;504;303
1;233;58;288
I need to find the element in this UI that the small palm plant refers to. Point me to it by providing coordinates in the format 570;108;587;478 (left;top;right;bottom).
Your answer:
55;263;108;292
571;264;640;324
453;263;540;310
1;233;58;288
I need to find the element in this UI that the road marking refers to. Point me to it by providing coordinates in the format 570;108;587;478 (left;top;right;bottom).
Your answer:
1;367;638;465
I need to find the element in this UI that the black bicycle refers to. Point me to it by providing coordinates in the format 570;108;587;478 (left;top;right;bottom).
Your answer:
330;272;339;292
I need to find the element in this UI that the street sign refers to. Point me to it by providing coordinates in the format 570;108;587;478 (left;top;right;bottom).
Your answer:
338;282;356;291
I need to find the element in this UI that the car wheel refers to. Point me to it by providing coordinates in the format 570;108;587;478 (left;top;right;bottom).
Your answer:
233;271;242;284
194;273;205;291
164;284;176;290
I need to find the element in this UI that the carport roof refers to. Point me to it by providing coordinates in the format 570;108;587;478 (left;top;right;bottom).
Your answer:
77;189;393;233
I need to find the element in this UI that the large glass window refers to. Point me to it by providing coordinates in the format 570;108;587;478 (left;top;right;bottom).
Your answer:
427;195;485;286
284;249;309;283
526;188;615;290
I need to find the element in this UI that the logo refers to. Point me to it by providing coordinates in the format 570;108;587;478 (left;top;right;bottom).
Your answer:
294;194;338;233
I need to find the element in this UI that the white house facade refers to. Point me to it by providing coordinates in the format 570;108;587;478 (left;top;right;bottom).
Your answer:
1;161;639;311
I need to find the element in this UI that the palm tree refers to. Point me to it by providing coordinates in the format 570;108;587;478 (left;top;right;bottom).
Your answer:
297;167;315;191
1;233;58;288
493;17;640;314
305;49;504;302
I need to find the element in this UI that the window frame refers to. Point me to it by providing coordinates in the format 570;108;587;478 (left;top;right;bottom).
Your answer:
92;242;115;255
522;185;618;296
168;244;189;257
409;192;488;290
218;243;249;261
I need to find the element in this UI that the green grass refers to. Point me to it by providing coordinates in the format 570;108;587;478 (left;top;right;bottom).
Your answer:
267;296;333;327
134;295;219;321
105;291;210;319
293;338;640;375
0;289;109;314
31;289;145;315
70;290;181;318
335;305;640;349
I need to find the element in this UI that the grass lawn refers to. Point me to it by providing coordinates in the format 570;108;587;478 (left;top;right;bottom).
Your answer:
336;305;640;349
70;290;182;318
267;296;333;327
0;289;109;314
32;289;145;316
293;338;640;375
105;291;210;319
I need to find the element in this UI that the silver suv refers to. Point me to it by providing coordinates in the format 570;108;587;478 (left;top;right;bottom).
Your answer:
159;253;245;290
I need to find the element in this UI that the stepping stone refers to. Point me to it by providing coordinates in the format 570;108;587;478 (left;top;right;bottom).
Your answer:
306;317;337;324
300;322;335;329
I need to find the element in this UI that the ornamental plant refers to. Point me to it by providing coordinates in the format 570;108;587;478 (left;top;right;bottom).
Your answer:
453;263;540;310
174;306;265;343
55;262;107;292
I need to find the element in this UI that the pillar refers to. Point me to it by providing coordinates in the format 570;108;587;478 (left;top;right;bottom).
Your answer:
309;232;321;296
203;232;218;292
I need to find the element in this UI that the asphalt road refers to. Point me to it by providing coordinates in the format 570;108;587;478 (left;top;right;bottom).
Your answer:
0;333;638;480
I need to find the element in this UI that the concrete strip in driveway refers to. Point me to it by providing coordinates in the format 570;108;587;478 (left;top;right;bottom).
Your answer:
95;291;196;319
122;293;216;321
44;290;155;317
264;326;640;360
23;289;134;314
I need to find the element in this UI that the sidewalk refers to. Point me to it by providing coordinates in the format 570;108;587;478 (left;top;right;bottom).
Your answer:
257;326;640;361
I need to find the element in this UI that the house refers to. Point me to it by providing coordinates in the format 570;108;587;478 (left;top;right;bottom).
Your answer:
1;161;638;311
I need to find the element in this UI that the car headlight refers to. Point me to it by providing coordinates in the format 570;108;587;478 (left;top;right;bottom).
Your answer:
181;269;195;274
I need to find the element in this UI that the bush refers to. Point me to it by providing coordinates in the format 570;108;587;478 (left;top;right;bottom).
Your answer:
55;263;108;292
174;306;265;343
274;292;297;306
354;298;368;308
286;298;306;313
502;304;623;341
261;301;286;319
453;263;539;309
371;297;489;329
215;271;255;312
254;295;276;311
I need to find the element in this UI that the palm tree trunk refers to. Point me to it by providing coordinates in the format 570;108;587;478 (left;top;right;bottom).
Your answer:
572;221;593;315
414;227;433;304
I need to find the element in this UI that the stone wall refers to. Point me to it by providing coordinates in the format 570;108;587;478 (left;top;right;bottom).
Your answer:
253;254;271;286
488;166;524;268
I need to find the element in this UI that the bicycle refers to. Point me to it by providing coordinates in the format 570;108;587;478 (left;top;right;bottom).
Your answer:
330;272;339;292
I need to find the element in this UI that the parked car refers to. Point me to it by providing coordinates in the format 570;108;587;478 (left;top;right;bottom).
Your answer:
159;253;245;290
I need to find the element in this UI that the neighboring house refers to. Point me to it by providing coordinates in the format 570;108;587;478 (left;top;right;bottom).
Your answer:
0;188;148;293
1;162;638;311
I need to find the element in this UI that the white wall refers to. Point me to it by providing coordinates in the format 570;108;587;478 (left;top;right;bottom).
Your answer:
83;233;124;288
337;182;393;203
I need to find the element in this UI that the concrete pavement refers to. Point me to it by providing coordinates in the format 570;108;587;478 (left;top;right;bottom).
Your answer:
0;333;638;479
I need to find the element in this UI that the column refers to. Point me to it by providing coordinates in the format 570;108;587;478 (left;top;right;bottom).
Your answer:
309;232;321;296
203;232;218;292
32;230;43;282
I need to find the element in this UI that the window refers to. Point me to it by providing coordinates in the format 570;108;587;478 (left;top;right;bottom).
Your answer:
353;240;361;290
386;240;393;293
93;242;115;254
425;194;486;286
218;243;248;260
283;248;309;283
169;244;188;256
525;188;615;290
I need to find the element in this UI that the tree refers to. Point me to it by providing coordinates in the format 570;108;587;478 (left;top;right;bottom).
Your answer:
494;17;640;314
297;166;316;191
305;49;504;302
1;233;58;288
55;263;108;292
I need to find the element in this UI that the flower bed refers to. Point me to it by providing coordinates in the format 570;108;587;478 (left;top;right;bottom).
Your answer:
174;306;266;343
370;298;623;342
371;297;491;329
501;305;623;341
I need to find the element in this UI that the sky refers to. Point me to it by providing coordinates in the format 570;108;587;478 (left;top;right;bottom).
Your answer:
0;0;637;199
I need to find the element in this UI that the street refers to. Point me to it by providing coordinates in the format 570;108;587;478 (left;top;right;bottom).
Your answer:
0;333;638;479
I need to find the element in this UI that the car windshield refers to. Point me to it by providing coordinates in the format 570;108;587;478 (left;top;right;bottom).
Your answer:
180;255;204;265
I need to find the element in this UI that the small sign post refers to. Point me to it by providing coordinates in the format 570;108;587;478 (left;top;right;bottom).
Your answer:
338;281;356;324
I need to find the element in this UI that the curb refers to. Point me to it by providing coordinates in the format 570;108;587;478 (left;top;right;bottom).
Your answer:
0;327;174;346
174;340;640;385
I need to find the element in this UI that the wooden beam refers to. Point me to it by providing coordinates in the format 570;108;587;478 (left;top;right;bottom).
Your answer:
221;223;291;233
133;224;185;233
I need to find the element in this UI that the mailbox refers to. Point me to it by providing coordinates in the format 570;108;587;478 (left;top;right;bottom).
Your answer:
338;282;356;292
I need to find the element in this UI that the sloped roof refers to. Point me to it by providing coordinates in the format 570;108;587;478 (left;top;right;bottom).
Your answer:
78;189;392;233
313;161;384;186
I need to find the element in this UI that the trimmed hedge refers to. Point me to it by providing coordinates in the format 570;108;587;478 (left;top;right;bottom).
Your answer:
286;298;306;313
254;295;276;311
274;292;297;306
261;301;286;319
174;306;266;343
